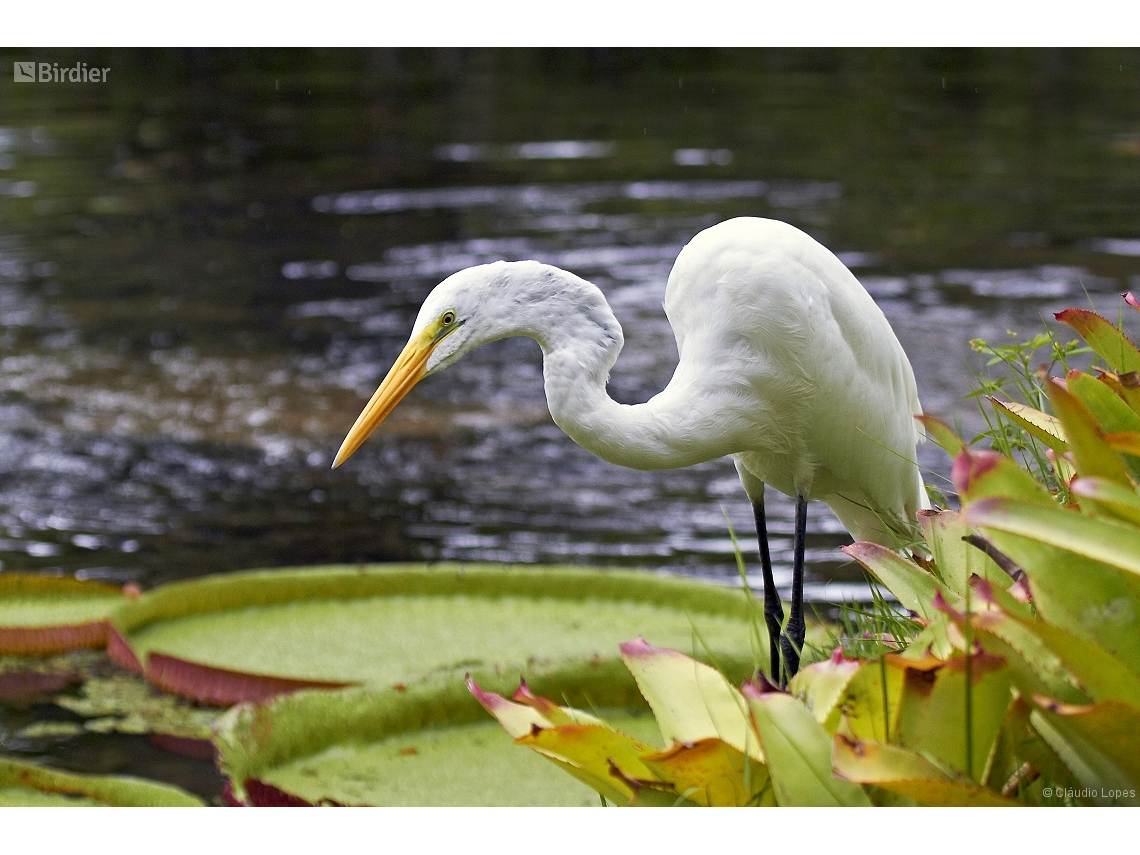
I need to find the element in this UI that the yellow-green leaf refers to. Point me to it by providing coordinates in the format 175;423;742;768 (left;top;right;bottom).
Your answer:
520;722;661;805
988;397;1068;454
1067;371;1140;434
640;737;772;806
841;542;947;620
618;638;761;761
915;414;966;457
746;687;871;806
918;508;1013;596
1070;476;1140;526
1045;376;1133;486
832;735;1019;806
1030;698;1140;802
787;650;860;727
952;449;1054;505
965;496;1140;578
1056;308;1140;374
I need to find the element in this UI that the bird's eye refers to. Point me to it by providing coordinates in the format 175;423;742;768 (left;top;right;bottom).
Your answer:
441;311;456;327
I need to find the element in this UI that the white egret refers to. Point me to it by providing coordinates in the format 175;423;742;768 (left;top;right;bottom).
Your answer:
333;217;928;682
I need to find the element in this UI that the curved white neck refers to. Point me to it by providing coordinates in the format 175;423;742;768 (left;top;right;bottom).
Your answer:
496;264;743;470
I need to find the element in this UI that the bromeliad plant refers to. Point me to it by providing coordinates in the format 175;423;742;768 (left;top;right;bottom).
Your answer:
470;297;1140;807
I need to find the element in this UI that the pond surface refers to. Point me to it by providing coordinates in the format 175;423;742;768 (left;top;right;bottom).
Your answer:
2;48;1140;798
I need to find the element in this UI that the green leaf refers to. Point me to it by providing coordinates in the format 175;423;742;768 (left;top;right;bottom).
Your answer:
218;660;663;806
640;738;773;806
832;735;1018;806
893;652;1013;781
952;449;1054;505
1070;476;1140;526
988;397;1068;454
787;650;860;727
841;542;948;621
0;574;127;656
831;657;909;743
1066;371;1140;434
918;508;1013;596
745;686;871;806
0;757;204;806
1056;308;1140;374
962;499;1140;674
619;638;761;762
966;496;1140;578
1045;376;1133;486
1030;699;1140;802
110;564;760;705
915;414;966;457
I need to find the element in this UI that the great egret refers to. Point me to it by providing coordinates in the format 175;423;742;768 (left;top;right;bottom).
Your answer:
333;217;928;683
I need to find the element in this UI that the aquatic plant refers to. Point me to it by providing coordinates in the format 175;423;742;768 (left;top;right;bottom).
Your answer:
470;297;1140;806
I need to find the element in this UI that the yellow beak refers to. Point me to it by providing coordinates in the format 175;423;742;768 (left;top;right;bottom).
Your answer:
332;326;440;468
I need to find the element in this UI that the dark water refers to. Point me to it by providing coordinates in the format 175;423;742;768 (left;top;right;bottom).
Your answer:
1;48;1139;600
3;47;1140;799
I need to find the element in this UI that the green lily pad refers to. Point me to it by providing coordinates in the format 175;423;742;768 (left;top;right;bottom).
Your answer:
0;575;127;655
0;757;205;806
111;564;761;706
215;659;692;806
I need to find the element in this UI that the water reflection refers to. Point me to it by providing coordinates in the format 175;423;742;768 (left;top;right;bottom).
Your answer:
0;48;1137;606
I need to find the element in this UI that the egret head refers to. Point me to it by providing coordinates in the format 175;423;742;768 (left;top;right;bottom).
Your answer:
332;262;512;468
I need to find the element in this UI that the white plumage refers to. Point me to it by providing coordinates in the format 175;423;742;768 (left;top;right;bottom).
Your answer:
334;217;928;680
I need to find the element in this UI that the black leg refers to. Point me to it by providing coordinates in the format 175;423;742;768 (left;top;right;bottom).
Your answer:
751;498;783;684
779;495;808;683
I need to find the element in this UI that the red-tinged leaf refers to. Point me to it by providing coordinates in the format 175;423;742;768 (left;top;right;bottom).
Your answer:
1126;292;1140;312
965;496;1140;579
640;737;771;806
1056;308;1140;374
1106;430;1140;457
831;734;1019;806
842;542;947;620
1044;376;1133;486
511;680;604;727
1070;476;1140;526
145;652;351;708
467;675;554;740
1066;370;1140;434
1029;698;1140;800
915;414;965;457
988;397;1068;454
519;722;662;805
618;638;760;761
951;449;1053;504
787;649;861;726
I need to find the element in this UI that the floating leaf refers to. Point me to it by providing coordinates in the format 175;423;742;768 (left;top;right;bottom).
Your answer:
111;564;759;705
0;574;127;655
1056;308;1140;374
745;686;871;806
218;659;658;806
0;757;204;806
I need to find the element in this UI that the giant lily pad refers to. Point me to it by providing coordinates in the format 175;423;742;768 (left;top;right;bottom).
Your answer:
214;659;684;806
111;564;761;705
0;757;204;806
0;574;128;655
